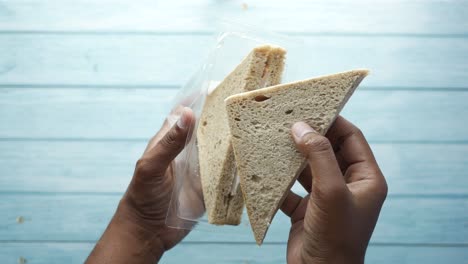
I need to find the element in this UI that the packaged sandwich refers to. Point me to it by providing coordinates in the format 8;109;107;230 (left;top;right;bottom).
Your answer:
166;22;368;244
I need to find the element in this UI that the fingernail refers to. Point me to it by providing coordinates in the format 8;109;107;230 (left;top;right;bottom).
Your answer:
176;107;190;129
292;122;316;139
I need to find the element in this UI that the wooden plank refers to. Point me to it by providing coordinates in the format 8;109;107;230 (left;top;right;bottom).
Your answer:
0;141;143;193
0;242;467;264
1;88;468;140
165;243;468;264
1;141;467;195
0;88;174;139
0;243;91;264
1;35;468;87
0;35;209;86
365;245;468;264
1;0;467;35
1;194;466;243
0;242;92;264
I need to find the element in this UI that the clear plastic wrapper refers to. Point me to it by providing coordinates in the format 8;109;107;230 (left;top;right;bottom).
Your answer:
165;21;304;235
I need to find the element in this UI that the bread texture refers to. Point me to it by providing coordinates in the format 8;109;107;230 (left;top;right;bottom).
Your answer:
198;45;286;225
225;69;368;242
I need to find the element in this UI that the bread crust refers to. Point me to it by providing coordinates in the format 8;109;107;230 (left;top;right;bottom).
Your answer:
225;69;368;243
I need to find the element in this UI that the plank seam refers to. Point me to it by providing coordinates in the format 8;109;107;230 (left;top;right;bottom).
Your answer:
1;85;468;91
1;30;468;38
0;241;467;248
1;138;467;144
0;84;180;89
0;191;467;199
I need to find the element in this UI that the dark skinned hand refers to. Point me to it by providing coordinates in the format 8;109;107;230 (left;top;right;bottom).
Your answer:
86;107;202;264
281;116;388;264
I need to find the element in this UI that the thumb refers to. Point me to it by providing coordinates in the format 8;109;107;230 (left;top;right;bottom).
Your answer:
291;122;347;199
137;107;195;181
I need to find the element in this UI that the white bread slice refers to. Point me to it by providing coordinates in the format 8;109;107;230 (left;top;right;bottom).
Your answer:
197;45;286;225
225;69;368;242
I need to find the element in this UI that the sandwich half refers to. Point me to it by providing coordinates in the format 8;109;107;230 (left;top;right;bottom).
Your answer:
225;69;368;242
198;45;286;225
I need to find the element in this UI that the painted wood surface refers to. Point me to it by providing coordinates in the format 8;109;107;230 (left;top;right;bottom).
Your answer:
1;0;467;263
1;141;467;195
2;35;468;88
1;242;467;264
1;0;468;35
1;194;467;244
1;88;468;140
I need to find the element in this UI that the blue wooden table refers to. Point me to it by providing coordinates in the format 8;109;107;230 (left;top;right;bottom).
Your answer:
1;0;467;263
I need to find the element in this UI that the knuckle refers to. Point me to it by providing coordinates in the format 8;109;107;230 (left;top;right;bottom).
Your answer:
304;134;332;154
351;127;363;138
135;158;155;178
160;129;177;147
370;174;388;202
376;177;389;201
313;182;348;204
135;157;167;182
338;127;363;144
159;128;184;152
341;125;362;138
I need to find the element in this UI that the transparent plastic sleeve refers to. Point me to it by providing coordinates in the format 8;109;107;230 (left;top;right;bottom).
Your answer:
165;21;304;234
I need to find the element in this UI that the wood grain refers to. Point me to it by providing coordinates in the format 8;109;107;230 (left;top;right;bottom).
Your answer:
0;242;467;264
1;141;467;195
1;194;466;243
1;0;467;35
1;88;467;140
1;0;467;262
1;35;468;87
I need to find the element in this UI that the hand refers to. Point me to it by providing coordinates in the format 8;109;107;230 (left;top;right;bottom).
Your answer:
281;116;388;264
86;106;196;264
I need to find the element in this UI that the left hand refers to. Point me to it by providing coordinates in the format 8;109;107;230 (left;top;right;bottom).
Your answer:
86;106;199;263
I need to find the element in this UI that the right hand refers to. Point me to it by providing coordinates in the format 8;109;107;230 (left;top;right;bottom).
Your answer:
281;116;388;264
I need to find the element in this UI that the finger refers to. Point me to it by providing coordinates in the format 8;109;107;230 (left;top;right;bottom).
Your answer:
280;191;303;218
144;132;165;154
292;122;348;196
299;156;347;189
325;116;384;183
297;165;312;192
146;91;199;152
334;151;349;174
326;116;374;164
138;107;195;181
144;105;186;154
